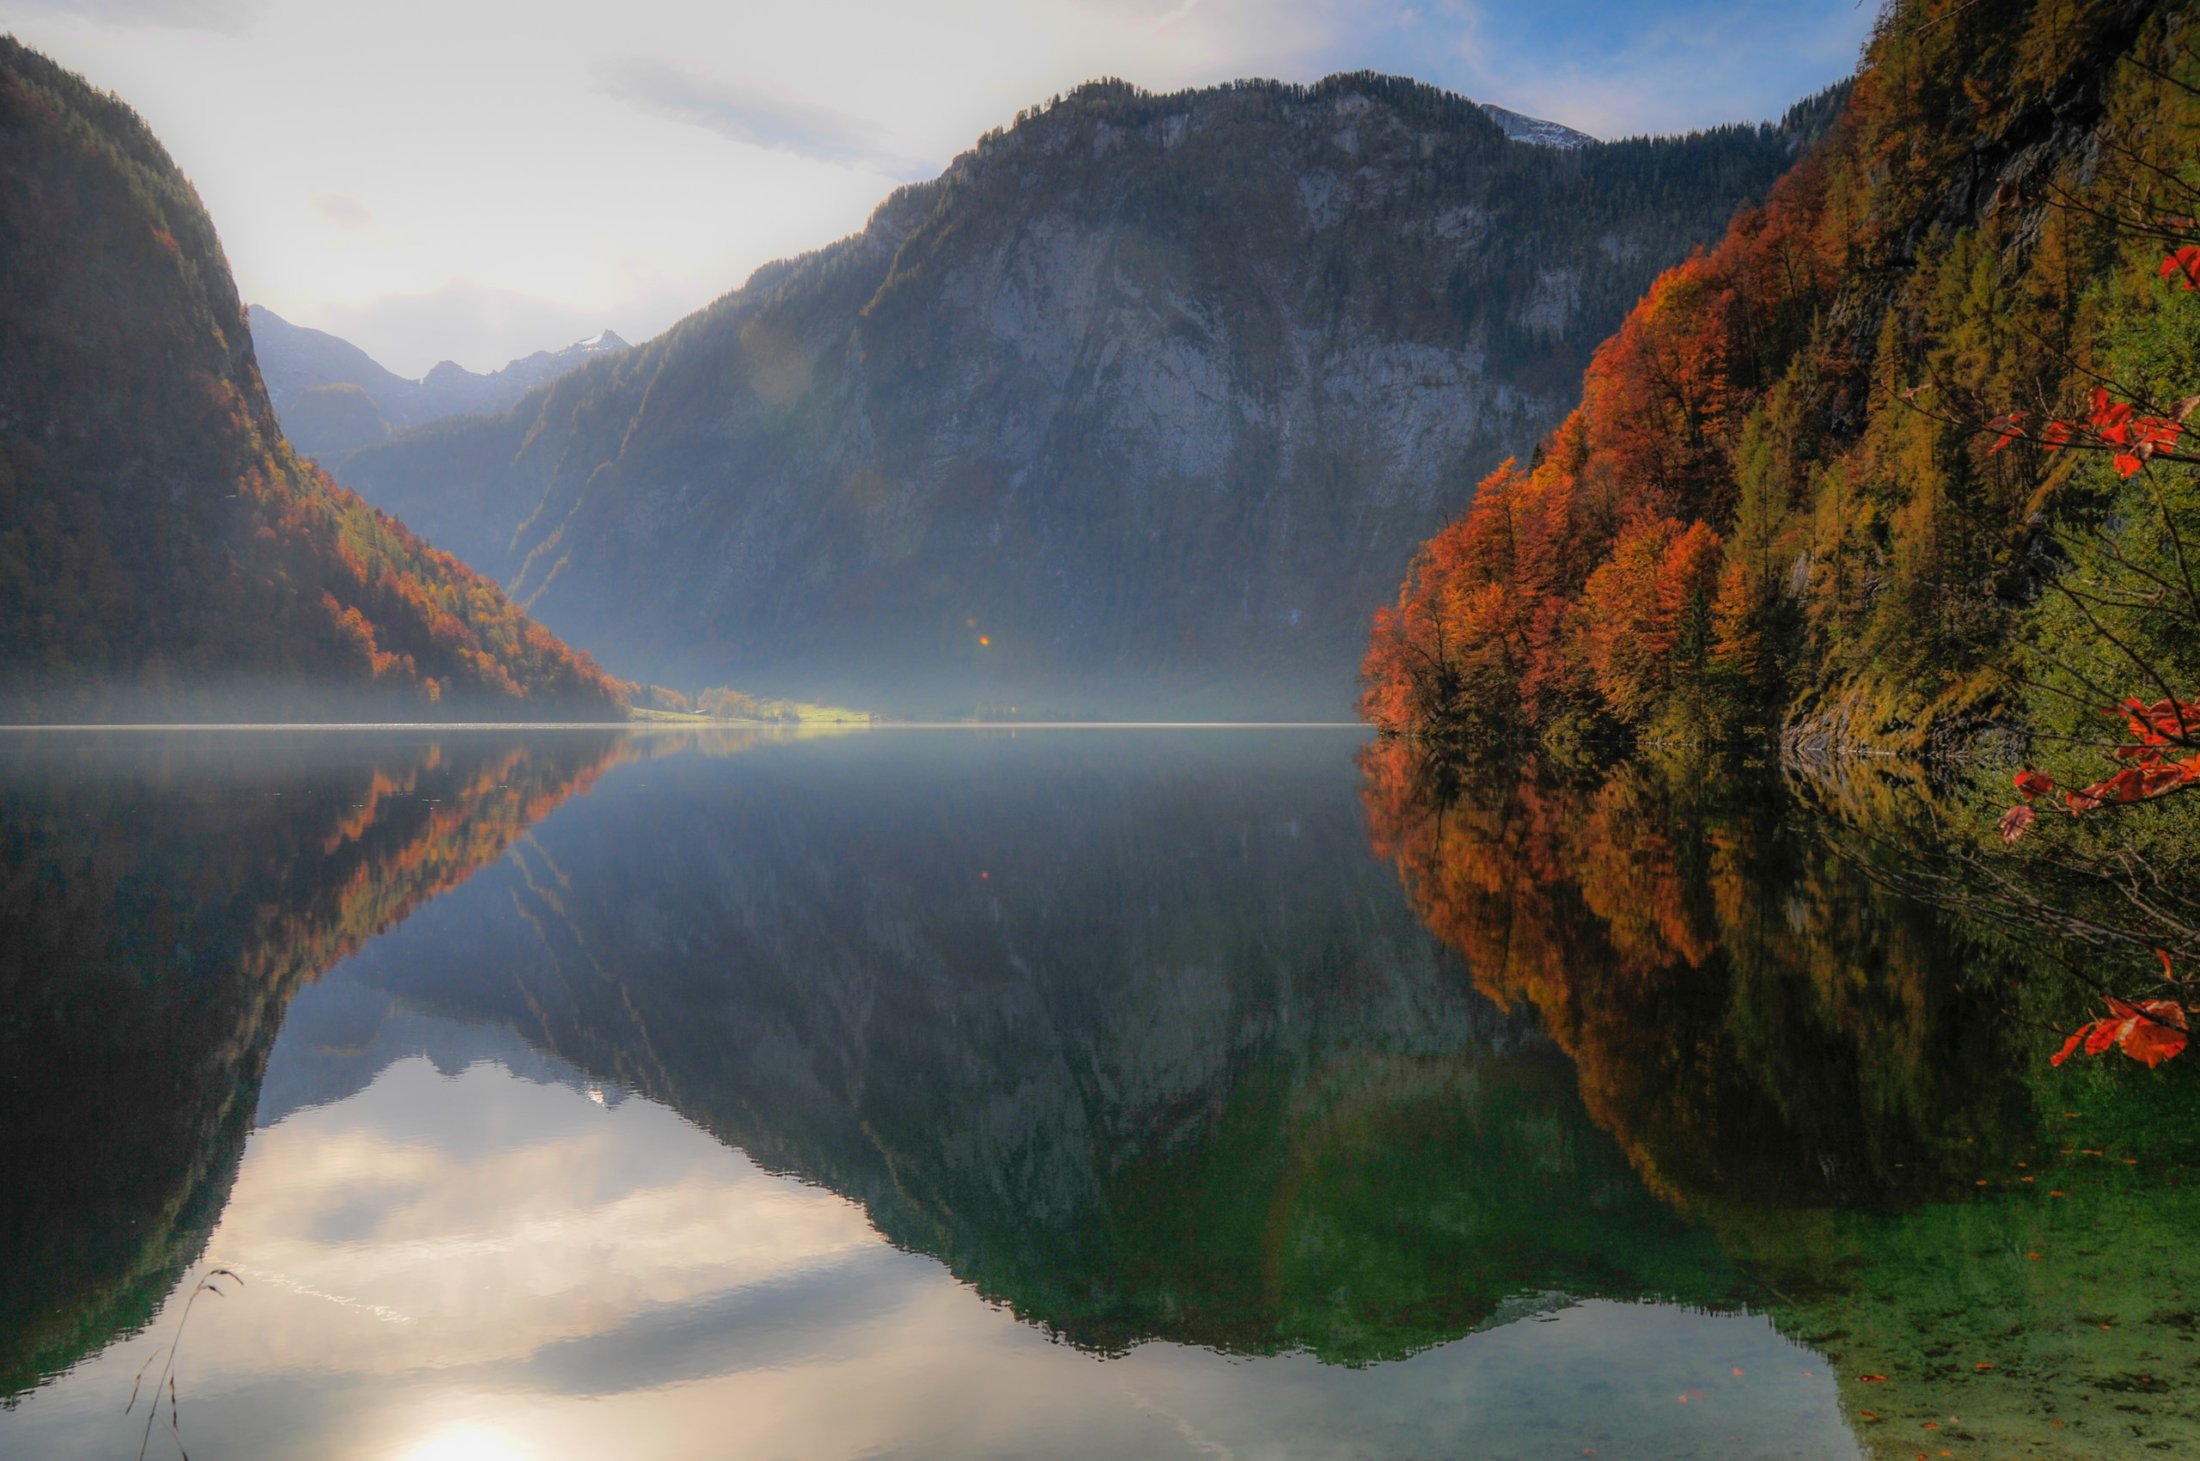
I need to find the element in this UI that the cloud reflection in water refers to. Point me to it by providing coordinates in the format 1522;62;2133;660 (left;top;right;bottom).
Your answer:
6;1047;1854;1460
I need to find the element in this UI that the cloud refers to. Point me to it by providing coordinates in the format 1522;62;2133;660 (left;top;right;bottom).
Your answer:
0;0;264;33
595;56;934;181
309;193;372;230
506;1248;930;1397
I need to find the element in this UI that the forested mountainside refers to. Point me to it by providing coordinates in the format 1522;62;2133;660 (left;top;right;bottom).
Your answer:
1362;0;2198;758
335;75;1838;718
249;305;629;457
0;40;626;722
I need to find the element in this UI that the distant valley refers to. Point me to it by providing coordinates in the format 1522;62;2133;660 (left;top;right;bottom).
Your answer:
249;306;629;456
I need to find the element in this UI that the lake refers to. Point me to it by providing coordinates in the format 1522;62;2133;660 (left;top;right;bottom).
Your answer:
3;727;2196;1458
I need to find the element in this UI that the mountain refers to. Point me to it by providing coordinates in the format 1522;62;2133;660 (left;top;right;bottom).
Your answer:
1361;0;2195;757
331;73;1840;719
0;39;626;721
248;305;630;456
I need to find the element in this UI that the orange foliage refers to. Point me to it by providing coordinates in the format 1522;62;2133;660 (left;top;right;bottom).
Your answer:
1574;517;1723;723
1360;152;1833;739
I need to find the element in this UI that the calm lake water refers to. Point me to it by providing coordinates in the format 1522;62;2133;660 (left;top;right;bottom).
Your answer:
3;727;2197;1458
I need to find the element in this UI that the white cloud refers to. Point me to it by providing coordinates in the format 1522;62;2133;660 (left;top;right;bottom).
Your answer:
596;57;933;180
310;192;372;230
2;0;264;33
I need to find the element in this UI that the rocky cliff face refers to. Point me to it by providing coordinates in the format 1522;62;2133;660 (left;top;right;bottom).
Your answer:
338;73;1833;717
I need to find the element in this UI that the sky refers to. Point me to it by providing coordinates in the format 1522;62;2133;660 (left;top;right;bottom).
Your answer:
0;0;1880;377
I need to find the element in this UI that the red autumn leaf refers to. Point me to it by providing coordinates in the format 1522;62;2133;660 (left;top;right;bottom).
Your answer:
2162;246;2200;290
1984;411;2026;455
2114;452;2144;478
2041;419;2075;451
2114;698;2200;752
2141;764;2191;796
2064;764;2175;811
2123;1022;2187;1068
2013;769;2055;797
2107;766;2152;800
2115;999;2188;1068
2050;1026;2090;1066
1859;1373;1889;1383
2053;998;2190;1068
2160;948;2178;983
1998;804;2035;843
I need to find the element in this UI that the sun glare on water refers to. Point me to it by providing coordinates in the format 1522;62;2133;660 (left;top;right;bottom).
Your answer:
398;1424;535;1461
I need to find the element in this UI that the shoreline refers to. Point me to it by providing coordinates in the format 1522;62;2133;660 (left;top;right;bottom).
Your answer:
0;720;1373;733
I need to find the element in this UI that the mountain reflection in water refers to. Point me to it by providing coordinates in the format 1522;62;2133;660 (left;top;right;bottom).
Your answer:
7;727;2194;1456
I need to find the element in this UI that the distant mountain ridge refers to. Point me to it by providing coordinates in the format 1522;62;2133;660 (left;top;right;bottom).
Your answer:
332;72;1841;718
249;305;630;456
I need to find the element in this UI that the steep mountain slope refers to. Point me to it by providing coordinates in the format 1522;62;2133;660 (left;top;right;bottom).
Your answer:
336;74;1838;718
0;40;626;721
250;304;630;456
1361;0;2196;755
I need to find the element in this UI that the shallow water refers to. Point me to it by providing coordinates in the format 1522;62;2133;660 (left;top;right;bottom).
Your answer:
1;728;2193;1457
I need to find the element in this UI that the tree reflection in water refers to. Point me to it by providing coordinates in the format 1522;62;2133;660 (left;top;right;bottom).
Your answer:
1361;737;2200;1450
0;730;631;1400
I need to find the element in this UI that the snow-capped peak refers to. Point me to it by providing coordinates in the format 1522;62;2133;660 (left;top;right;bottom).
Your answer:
1479;104;1596;150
